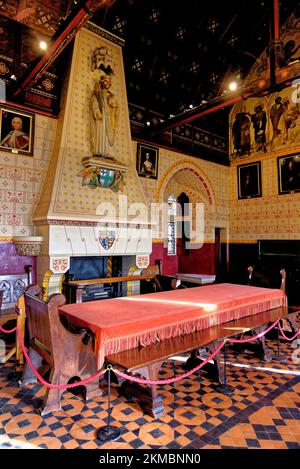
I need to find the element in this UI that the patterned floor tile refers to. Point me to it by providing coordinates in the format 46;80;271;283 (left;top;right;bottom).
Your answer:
0;337;299;449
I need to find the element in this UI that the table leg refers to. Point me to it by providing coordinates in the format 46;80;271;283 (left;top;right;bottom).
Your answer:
120;361;165;418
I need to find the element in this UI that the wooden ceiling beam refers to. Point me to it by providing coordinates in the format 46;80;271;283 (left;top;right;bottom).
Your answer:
12;0;116;98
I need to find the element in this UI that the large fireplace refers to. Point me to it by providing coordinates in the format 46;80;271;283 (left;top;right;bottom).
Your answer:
31;25;153;295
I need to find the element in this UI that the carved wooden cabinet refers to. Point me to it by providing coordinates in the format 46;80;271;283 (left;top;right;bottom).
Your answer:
0;273;29;310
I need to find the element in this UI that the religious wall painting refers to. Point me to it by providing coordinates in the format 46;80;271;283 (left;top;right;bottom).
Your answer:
237;161;262;199
0;105;35;156
136;143;159;179
230;84;300;160
278;154;300;195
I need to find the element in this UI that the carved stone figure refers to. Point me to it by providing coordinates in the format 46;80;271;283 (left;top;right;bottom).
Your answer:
90;46;119;158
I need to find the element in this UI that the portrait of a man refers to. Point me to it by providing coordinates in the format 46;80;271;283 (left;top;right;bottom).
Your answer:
278;154;300;194
0;106;35;156
238;162;262;199
137;143;158;179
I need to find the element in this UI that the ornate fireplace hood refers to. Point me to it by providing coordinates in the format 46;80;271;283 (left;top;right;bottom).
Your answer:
33;24;153;267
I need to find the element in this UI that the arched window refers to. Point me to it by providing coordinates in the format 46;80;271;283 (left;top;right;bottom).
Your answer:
167;195;176;255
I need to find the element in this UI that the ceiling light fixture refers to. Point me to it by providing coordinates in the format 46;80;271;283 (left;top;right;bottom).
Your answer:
146;120;151;126
39;41;48;51
228;80;238;92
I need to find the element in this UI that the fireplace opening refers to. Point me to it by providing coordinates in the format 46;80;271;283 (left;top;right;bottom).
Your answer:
67;256;108;281
63;256;124;303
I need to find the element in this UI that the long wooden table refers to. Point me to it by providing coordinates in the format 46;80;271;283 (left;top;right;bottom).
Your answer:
59;283;287;417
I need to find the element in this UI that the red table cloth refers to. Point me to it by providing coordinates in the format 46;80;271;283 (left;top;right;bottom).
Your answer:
59;283;287;369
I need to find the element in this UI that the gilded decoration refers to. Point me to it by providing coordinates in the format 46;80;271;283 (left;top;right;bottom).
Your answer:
13;236;44;256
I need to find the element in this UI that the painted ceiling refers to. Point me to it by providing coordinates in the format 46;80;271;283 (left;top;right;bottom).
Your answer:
0;0;299;164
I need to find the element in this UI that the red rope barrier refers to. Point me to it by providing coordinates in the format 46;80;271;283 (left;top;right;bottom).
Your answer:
14;327;105;389
113;340;225;385
0;324;17;334
278;322;300;342
1;316;298;388
228;319;280;343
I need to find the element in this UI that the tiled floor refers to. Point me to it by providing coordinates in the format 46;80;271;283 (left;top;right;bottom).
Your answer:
0;336;299;449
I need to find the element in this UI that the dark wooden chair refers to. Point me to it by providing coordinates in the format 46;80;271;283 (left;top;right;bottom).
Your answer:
19;285;99;416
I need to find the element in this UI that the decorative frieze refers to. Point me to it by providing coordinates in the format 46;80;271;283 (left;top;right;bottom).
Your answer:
13;236;43;256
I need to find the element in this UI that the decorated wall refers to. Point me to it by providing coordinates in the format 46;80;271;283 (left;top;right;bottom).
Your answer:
133;141;230;275
229;10;300;244
229;152;300;242
0;114;56;276
34;24;148;223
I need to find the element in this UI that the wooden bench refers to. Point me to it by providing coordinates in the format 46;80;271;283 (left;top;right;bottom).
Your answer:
106;305;287;418
19;286;99;416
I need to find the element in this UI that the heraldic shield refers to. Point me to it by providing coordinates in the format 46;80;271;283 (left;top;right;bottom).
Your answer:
99;230;116;250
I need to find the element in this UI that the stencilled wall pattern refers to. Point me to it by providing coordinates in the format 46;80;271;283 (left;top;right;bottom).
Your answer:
0;115;57;237
34;25;147;222
229;152;300;241
132;141;230;243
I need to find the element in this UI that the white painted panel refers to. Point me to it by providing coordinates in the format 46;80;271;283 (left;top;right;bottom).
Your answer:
136;228;152;254
65;225;86;256
49;225;72;256
80;226;101;255
113;226;128;255
125;226;139;254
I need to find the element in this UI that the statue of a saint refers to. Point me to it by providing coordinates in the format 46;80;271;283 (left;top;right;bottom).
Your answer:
90;47;119;158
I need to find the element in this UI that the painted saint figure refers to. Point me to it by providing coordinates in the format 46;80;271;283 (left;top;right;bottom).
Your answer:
1;116;29;150
270;96;284;139
232;112;242;156
239;112;251;156
90;47;119;158
250;104;267;153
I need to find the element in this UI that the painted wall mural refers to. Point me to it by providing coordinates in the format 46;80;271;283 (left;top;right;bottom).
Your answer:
230;84;300;159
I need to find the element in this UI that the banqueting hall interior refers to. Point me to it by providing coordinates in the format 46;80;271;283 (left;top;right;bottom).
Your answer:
0;0;300;455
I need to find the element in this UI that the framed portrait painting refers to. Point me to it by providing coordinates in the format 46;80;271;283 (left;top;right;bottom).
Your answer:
136;143;158;179
0;106;35;156
237;161;262;199
278;154;300;195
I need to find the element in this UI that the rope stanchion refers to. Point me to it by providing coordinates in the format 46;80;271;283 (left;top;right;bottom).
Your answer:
96;365;121;443
213;339;234;396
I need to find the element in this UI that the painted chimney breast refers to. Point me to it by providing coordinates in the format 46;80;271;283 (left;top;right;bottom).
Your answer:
33;24;152;284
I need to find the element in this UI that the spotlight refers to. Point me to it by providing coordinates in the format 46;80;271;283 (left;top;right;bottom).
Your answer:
39;41;48;51
228;81;238;92
10;74;17;80
189;104;194;109
146;120;151;126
